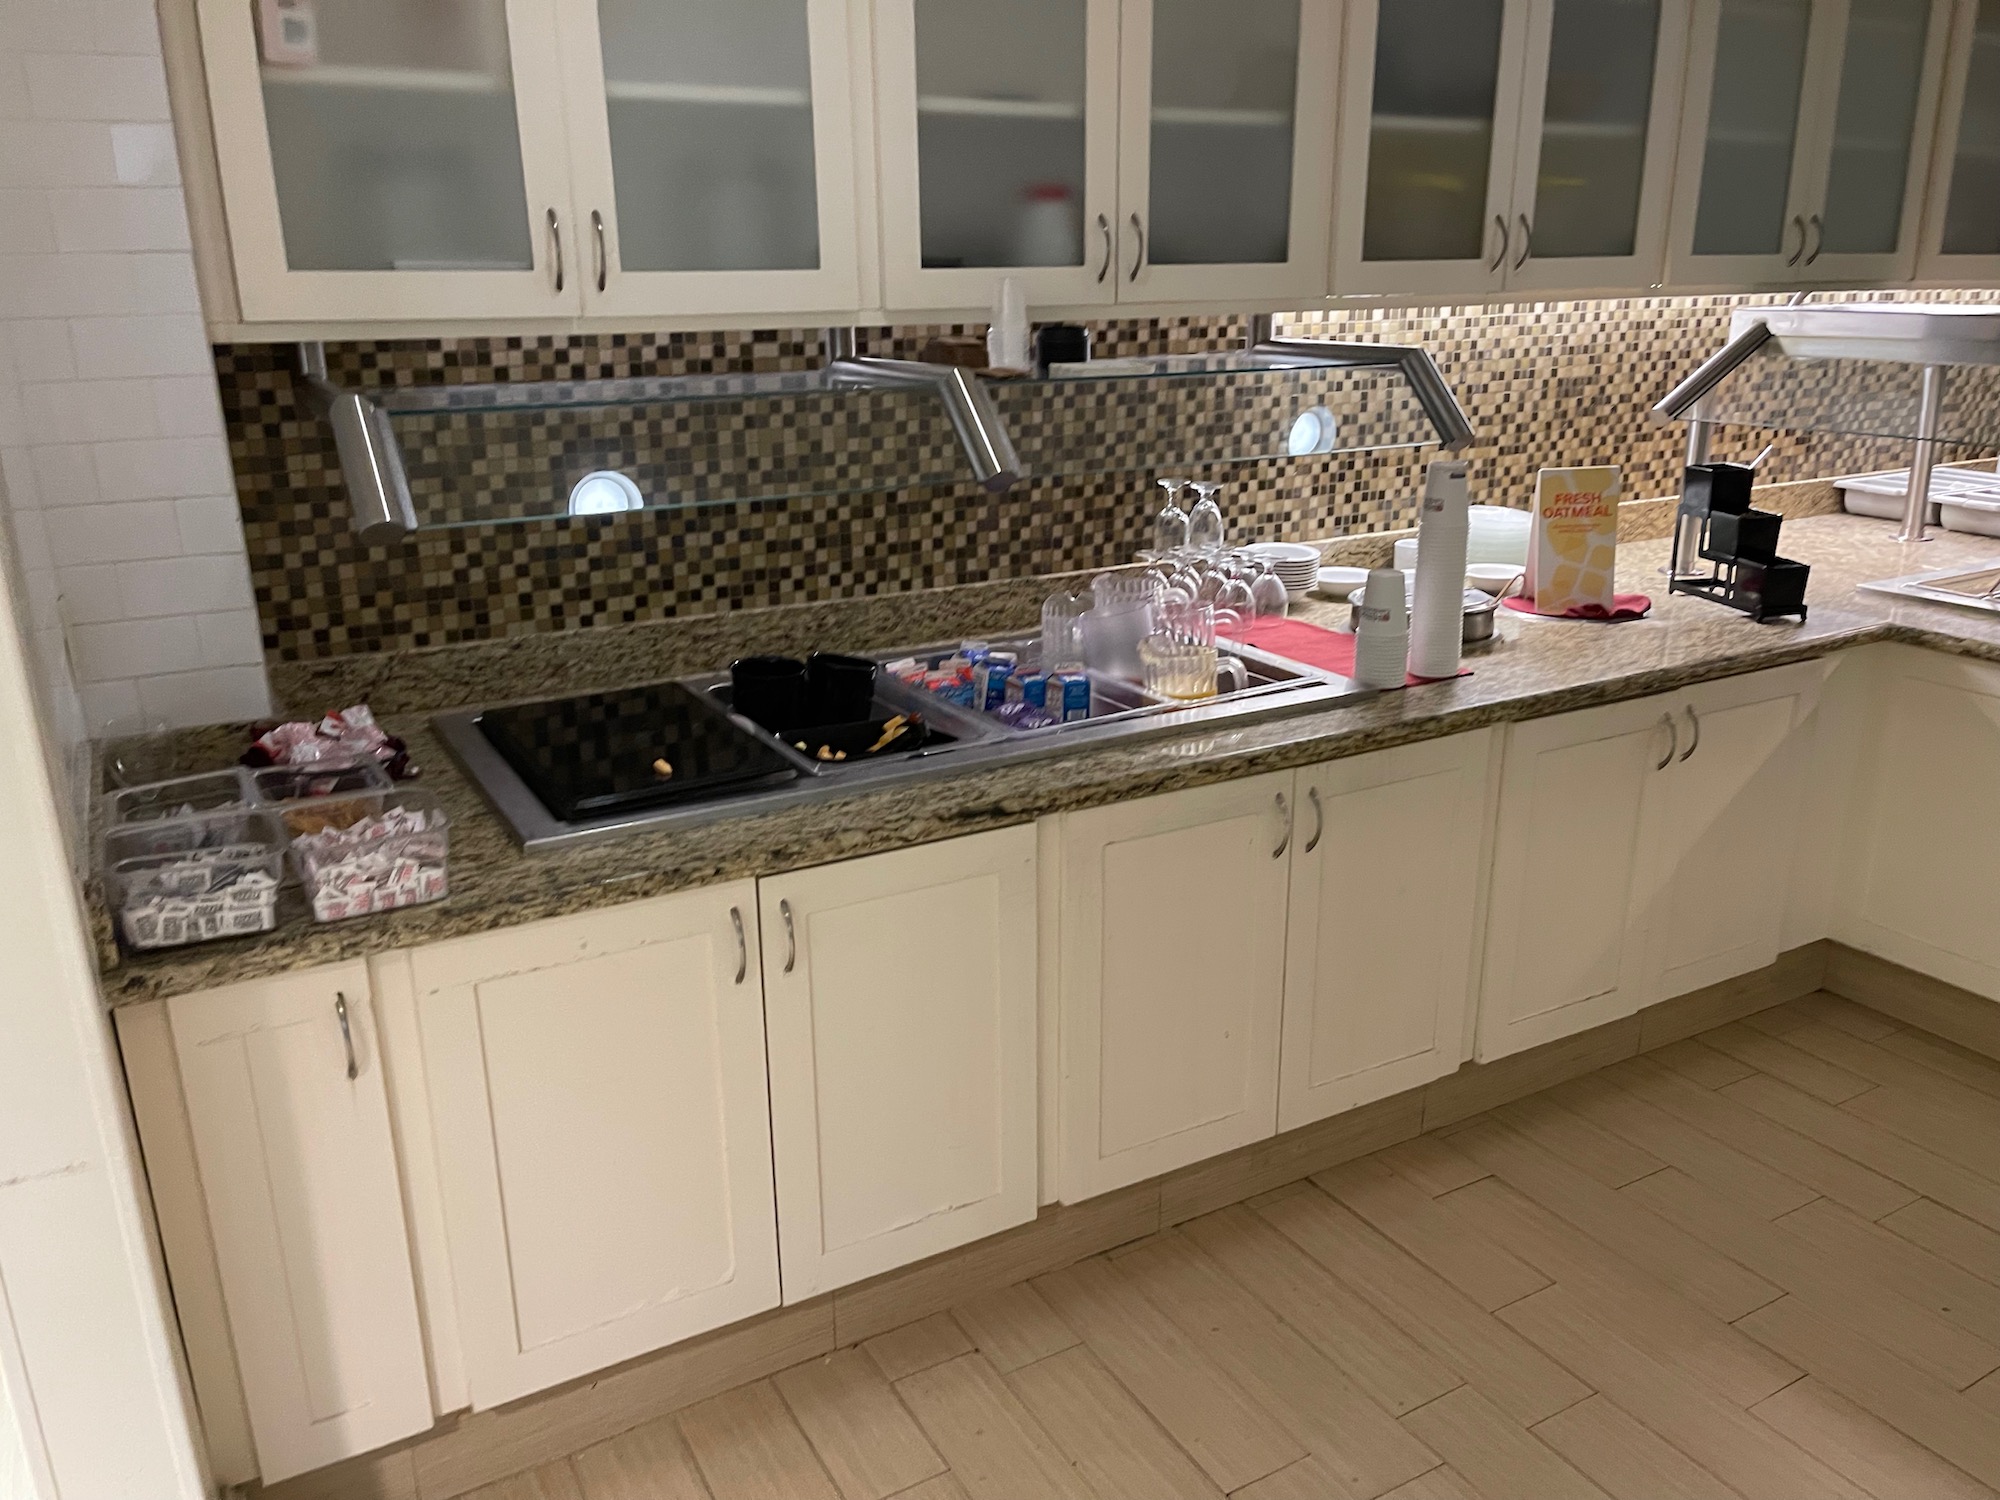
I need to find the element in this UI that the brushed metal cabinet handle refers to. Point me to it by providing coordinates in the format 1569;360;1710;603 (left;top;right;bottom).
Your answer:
1128;212;1146;282
1785;214;1806;268
1680;705;1701;762
1487;214;1510;272
1273;792;1292;860
1096;213;1113;283
591;209;607;292
547;207;565;293
1656;711;1679;772
334;992;358;1081
1305;786;1325;855
1805;213;1824;266
781;899;797;974
1514;214;1532;270
731;906;747;985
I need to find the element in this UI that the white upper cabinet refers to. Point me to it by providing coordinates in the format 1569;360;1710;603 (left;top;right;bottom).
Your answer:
1116;0;1341;305
198;0;579;321
1667;0;1951;288
760;829;1039;1301
412;889;780;1410
875;0;1123;310
1334;0;1687;297
165;964;433;1483
1919;0;2000;282
553;0;864;317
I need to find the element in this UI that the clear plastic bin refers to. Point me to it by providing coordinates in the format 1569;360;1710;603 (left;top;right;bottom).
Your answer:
105;769;257;829
287;787;450;923
253;760;393;834
103;808;286;951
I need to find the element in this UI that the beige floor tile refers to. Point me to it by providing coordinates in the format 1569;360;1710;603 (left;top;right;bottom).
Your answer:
1531;1394;1738;1500
883;1477;969;1500
893;1353;1092;1500
1033;1255;1304;1493
864;1315;974;1385
1178;1203;1461;1417
1372;1135;1490;1198
1777;1196;2000;1348
1313;1154;1550;1312
1698;1022;1876;1104
1440;1176;1799;1407
775;1349;945;1500
1738;1295;2000;1490
949;1284;1077;1374
1792;993;1903;1043
459;1461;584;1500
1007;1345;1222;1500
678;1381;840;1500
1373;1469;1480;1500
1643;1038;1756;1089
1399;1386;1606;1500
1256;1185;1589;1427
1874;1026;2000;1101
1116;1235;1439;1499
1752;1377;1999;1500
1498;1287;1873;1500
1614;1054;1917;1220
573;1417;711;1500
1882;1197;2000;1288
1450;1117;1782;1322
1493;1094;1665;1189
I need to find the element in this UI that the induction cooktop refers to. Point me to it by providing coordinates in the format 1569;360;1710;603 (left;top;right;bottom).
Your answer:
477;680;798;822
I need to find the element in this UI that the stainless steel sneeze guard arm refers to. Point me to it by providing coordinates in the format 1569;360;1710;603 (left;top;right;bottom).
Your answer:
297;330;1480;539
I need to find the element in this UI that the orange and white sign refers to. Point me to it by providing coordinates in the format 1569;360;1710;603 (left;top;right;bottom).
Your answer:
1526;467;1621;615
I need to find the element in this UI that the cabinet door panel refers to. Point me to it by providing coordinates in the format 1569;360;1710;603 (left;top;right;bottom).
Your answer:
876;0;1121;310
1059;773;1292;1201
1505;0;1690;290
556;0;864;316
762;828;1037;1300
168;964;431;1482
1334;0;1535;295
1281;733;1496;1131
1849;654;2000;996
1116;0;1339;304
1650;665;1820;999
1478;697;1675;1060
198;0;580;320
1919;0;2000;281
413;889;778;1409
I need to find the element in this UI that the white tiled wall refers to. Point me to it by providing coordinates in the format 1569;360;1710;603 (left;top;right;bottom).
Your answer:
0;0;271;735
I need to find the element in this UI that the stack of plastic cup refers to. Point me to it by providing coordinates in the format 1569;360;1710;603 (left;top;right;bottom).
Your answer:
1354;568;1410;689
1410;459;1471;681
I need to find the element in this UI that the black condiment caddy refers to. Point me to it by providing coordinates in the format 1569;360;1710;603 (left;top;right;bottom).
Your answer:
1669;463;1810;622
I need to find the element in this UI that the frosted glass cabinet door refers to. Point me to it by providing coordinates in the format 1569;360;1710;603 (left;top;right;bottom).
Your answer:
1334;0;1537;295
876;0;1122;310
556;0;864;317
1920;0;2000;280
1666;0;1835;284
1504;0;1691;290
1116;0;1340;304
198;0;580;320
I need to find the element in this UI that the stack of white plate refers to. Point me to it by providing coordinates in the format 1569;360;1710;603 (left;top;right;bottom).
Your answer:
1245;542;1324;599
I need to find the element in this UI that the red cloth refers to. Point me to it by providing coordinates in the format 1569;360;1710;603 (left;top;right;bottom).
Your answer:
1502;593;1653;622
1224;617;1469;687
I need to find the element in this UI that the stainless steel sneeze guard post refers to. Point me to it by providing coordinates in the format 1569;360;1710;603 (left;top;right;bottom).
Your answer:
296;331;1478;539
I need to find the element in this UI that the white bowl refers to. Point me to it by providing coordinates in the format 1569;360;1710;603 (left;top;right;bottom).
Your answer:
1248;541;1324;566
1315;565;1369;599
1467;563;1527;594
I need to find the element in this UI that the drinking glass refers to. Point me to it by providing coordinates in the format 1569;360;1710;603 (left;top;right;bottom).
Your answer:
1153;478;1191;555
1216;561;1256;619
1187;482;1226;552
1139;637;1250;701
1250;559;1291;618
1156;598;1216;646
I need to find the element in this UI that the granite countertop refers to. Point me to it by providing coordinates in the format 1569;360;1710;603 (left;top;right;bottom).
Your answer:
97;513;2000;1006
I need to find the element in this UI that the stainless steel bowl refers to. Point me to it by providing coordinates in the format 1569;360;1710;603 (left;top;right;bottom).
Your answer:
1350;587;1499;645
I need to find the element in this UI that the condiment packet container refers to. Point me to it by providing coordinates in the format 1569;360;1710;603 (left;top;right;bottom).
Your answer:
253;759;393;834
287;787;450;924
104;768;257;829
103;808;287;952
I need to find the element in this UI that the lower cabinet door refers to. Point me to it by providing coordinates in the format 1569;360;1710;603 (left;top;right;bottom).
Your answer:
166;963;432;1482
1281;732;1496;1131
1650;663;1821;999
761;827;1039;1300
412;886;779;1409
1058;772;1294;1202
1478;695;1678;1061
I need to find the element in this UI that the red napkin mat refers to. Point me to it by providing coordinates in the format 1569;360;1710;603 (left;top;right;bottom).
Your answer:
1224;617;1470;688
1502;593;1653;622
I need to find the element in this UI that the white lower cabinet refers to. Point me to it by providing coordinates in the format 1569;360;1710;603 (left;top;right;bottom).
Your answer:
1280;731;1497;1131
1480;665;1822;1061
1057;772;1295;1202
1844;648;2000;998
412;887;780;1410
760;827;1039;1301
150;964;432;1483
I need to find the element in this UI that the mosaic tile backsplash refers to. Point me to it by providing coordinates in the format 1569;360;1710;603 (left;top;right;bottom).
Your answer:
215;289;1999;662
